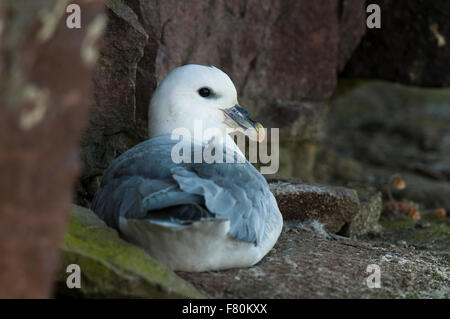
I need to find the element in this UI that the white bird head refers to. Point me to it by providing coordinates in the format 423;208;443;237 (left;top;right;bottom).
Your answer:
148;64;264;142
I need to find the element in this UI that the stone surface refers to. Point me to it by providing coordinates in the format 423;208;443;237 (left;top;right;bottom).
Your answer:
155;0;365;141
178;225;449;298
275;139;319;182
342;0;450;87
156;0;365;101
375;210;450;256
341;189;382;237
316;147;450;215
77;0;367;205
315;80;450;212
55;205;203;298
0;0;105;298
326;81;450;173
268;180;360;234
77;0;160;206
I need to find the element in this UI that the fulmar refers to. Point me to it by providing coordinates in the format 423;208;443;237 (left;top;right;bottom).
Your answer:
91;64;283;272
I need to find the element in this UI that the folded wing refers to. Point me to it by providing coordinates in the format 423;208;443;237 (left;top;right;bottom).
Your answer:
91;135;278;244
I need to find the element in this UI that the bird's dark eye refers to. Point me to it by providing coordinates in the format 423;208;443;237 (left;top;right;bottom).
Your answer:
198;87;211;98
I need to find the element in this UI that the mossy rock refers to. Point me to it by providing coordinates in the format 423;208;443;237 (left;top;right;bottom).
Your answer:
55;205;203;298
339;188;382;237
380;211;450;256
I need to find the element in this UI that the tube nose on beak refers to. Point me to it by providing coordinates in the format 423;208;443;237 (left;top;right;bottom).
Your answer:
222;104;265;142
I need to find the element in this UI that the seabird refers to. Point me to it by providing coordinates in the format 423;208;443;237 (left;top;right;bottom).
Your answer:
91;64;283;272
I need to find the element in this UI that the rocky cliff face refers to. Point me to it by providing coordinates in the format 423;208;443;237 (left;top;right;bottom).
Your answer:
0;0;105;298
343;0;450;87
76;0;367;205
316;80;450;212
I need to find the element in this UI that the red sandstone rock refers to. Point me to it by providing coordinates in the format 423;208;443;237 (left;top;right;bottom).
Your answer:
78;0;367;204
0;0;105;298
268;180;360;233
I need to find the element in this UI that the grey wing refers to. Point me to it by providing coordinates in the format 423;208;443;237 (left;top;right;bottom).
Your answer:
91;135;279;245
91;136;208;228
170;161;279;245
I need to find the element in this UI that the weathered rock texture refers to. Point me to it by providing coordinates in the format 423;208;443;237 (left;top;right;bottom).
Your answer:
53;206;448;299
77;0;160;206
55;206;203;298
269;180;360;233
0;0;105;298
77;0;367;205
315;81;450;212
343;189;382;237
376;210;450;257
178;225;449;298
156;0;366;103
343;0;450;87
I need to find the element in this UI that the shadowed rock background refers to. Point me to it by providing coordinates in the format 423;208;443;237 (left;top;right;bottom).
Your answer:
76;0;367;205
77;0;450;203
1;0;448;299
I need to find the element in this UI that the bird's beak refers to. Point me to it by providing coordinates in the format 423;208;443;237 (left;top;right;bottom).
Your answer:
221;104;265;142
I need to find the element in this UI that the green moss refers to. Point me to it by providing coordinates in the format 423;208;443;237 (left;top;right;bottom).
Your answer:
381;219;416;231
380;214;450;255
55;205;204;298
332;78;373;98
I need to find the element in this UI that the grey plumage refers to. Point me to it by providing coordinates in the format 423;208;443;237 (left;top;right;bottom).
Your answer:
91;135;279;245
